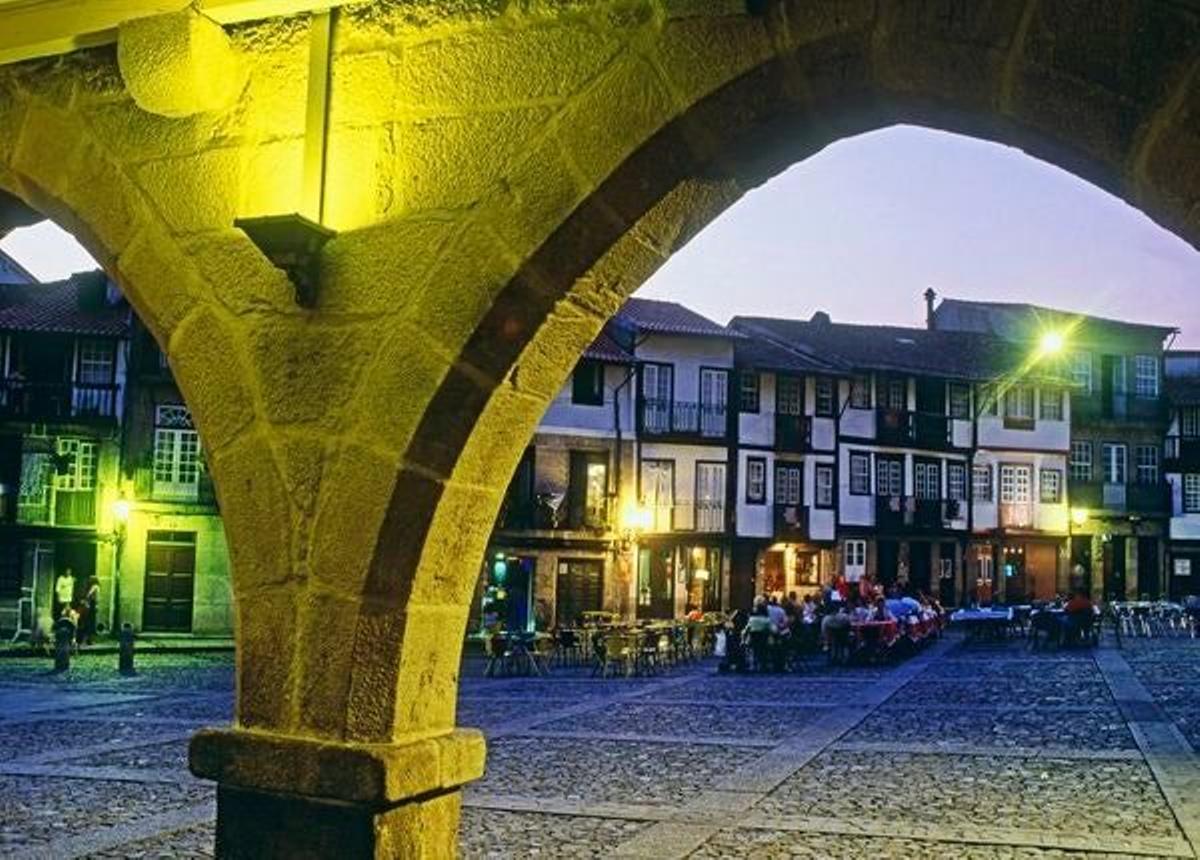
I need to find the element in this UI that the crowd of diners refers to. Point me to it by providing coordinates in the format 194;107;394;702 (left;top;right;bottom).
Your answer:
717;578;946;672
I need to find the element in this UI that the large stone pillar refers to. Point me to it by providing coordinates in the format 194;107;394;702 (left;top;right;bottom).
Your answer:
190;729;485;859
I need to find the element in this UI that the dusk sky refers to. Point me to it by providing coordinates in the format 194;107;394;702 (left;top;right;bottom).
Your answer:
637;124;1200;347
4;124;1199;345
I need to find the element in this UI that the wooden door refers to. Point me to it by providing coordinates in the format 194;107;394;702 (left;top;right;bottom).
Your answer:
142;531;195;632
555;559;603;627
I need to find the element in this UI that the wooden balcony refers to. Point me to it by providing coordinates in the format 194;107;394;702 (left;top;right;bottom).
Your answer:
1069;480;1171;515
0;380;119;423
876;409;951;450
875;495;961;531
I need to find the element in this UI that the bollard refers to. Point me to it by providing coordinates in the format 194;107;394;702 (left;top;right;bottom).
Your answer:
119;623;136;676
52;617;74;673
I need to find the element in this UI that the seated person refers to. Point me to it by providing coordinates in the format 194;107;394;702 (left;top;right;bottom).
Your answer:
1062;590;1095;645
871;596;894;622
1064;590;1094;616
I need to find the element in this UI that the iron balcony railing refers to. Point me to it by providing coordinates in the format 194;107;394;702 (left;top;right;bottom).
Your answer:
1069;480;1171;515
875;409;952;449
495;494;610;533
875;495;961;530
0;380;119;422
1071;392;1169;424
640;399;727;440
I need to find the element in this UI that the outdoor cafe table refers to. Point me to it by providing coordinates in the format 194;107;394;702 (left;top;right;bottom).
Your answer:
951;607;1012;640
851;619;899;643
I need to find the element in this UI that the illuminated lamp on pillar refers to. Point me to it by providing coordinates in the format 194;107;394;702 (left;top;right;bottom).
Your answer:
235;9;338;308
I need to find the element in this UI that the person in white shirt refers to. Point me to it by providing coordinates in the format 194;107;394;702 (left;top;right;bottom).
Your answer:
53;568;76;622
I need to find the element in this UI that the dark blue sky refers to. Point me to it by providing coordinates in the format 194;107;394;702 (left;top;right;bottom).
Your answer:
638;125;1200;347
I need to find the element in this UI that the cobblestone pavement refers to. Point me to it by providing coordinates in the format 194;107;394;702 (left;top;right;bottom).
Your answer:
1;637;1199;858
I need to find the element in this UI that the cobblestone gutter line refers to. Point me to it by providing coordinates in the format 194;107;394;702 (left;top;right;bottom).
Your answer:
611;640;956;859
6;798;216;860
9;729;195;765
1096;648;1200;858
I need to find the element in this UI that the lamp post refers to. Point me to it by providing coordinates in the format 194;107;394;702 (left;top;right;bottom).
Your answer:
618;502;651;614
109;496;131;635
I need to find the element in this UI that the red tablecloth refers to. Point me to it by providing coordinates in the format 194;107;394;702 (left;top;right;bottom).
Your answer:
851;619;899;644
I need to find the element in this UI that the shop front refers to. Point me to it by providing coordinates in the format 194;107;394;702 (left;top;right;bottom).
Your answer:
636;541;725;619
479;552;536;633
754;542;828;599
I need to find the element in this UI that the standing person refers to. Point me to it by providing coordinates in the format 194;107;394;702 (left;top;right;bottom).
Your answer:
53;568;76;625
80;576;100;645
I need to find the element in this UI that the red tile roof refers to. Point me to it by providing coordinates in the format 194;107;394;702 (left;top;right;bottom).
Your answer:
614;297;737;339
0;272;130;338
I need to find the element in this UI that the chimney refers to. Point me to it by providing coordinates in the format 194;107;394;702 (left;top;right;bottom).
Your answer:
924;288;937;330
810;310;831;327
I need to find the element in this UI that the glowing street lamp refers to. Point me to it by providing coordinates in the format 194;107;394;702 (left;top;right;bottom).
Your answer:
1070;507;1089;527
1038;330;1066;357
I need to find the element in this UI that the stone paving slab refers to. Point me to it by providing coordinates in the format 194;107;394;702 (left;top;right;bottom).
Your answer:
751;750;1181;842
2;642;1198;858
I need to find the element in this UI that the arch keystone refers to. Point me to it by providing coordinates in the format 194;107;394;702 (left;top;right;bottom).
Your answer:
118;7;246;118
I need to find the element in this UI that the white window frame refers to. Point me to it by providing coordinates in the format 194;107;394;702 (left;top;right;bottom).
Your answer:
739;371;759;413
776;376;804;416
1185;474;1200;513
1039;388;1063;421
849;452;870;495
1134;355;1159;398
875;457;903;497
76;339;114;386
849;375;871;409
844;539;866;581
1039;469;1062;504
1135;445;1159;485
814;377;835;417
775;464;802;507
1004;385;1034;421
1102;443;1127;485
1183;407;1200;438
972;464;992;501
1070;441;1093;483
1071;351;1092;393
745;458;766;504
947;462;967;501
914;460;940;500
153;405;201;501
814;464;834;508
54;437;97;491
1000;464;1032;504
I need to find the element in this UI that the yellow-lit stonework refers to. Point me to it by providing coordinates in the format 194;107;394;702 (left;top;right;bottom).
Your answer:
1;1;1199;855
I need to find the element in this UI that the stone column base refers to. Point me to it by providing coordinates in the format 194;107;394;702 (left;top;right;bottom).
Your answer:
190;727;486;859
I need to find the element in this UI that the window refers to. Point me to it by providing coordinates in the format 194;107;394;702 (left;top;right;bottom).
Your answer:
815;464;834;508
1185;474;1200;513
949;384;970;419
1102;443;1127;484
1000;464;1032;504
1004;386;1034;422
571;359;604;405
844;539;866;579
1039;388;1063;421
881;377;906;411
745;457;766;504
739;371;760;413
776;376;803;416
1070;441;1093;482
641;363;673;433
775;464;802;506
914;460;940;500
153;405;201;500
849;374;871;409
640;459;674;531
1071;351;1092;393
1134;355;1159;398
1135;445;1159;485
699;369;728;437
695;463;726;532
814;377;835;417
77;339;115;385
947;462;967;501
972;465;993;501
849;452;870;495
54;438;97;491
1183;407;1200;438
979;384;999;416
1039;469;1063;504
567;453;609;528
876;456;903;497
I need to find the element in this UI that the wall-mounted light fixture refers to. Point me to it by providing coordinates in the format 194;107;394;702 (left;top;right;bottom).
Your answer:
235;213;335;308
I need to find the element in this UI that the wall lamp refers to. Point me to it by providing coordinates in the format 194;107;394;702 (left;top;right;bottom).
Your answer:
235;214;336;308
